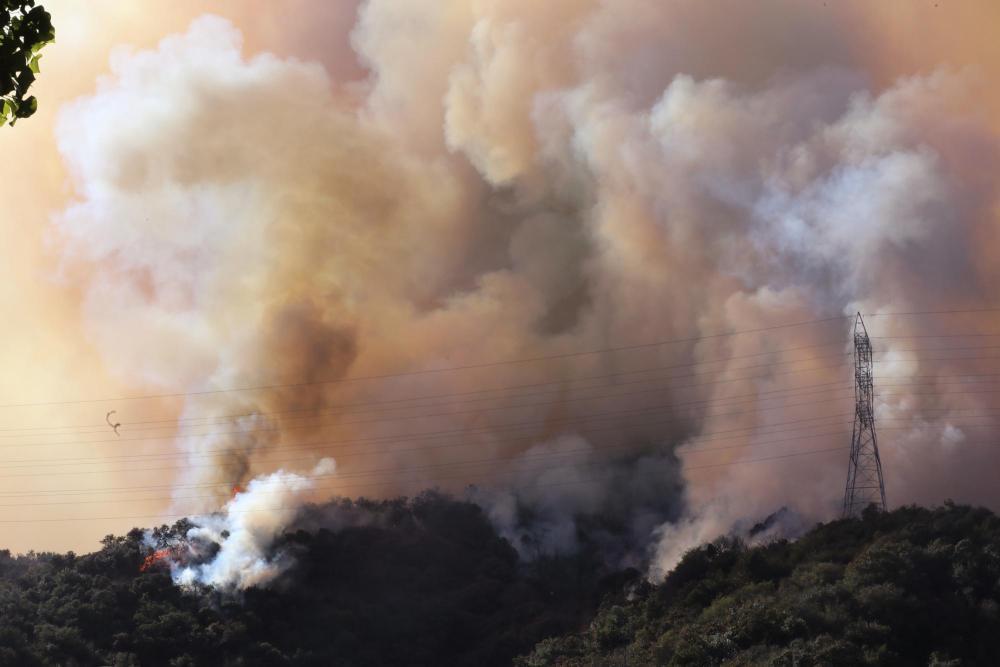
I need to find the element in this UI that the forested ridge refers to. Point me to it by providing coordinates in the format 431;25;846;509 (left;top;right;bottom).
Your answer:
521;504;1000;666
1;499;998;666
0;492;626;666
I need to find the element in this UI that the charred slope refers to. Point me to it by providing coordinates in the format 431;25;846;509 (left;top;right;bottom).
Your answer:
0;492;629;666
519;504;1000;666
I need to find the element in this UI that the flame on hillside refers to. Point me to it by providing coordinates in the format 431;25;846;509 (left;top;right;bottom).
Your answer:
140;549;173;573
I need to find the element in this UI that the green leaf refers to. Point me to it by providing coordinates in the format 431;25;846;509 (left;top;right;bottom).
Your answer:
15;92;34;117
30;37;52;54
0;1;51;127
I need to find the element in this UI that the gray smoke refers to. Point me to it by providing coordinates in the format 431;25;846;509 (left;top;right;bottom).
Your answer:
51;5;1000;583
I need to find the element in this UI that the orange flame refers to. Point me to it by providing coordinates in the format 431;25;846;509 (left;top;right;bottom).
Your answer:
139;549;172;572
232;485;244;497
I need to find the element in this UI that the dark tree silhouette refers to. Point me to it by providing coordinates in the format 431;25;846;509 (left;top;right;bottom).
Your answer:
2;497;998;665
521;503;1000;666
1;0;53;126
0;493;624;666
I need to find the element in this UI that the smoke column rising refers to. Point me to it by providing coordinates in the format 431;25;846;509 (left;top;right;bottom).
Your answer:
173;458;336;589
51;3;1000;579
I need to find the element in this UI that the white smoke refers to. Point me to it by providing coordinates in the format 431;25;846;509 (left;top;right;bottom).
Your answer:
173;458;336;590
51;5;1000;586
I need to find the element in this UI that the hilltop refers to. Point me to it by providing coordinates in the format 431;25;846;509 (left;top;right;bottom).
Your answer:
0;492;626;666
518;504;1000;666
1;498;998;665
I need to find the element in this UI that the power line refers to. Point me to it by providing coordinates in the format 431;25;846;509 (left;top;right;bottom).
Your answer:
9;410;1000;504
873;333;1000;339
0;445;851;523
6;363;1000;452
0;314;855;410
0;350;854;438
0;428;853;509
864;307;1000;317
0;378;857;451
0;369;998;470
1;395;996;501
0;394;857;478
0;408;857;470
0;418;853;481
0;394;856;496
11;403;1000;474
21;396;991;486
1;331;999;438
0;343;854;434
4;337;999;439
6;309;1000;526
0;425;853;488
0;306;981;410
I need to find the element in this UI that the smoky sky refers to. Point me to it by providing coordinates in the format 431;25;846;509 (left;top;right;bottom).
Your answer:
33;1;1000;576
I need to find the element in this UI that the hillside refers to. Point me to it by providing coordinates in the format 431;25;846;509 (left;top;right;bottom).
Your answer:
2;499;998;666
519;504;1000;666
0;492;628;666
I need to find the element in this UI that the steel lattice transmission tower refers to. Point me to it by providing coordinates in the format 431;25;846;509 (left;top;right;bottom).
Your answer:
842;312;887;518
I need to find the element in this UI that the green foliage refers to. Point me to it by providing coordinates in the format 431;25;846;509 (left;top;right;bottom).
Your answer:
0;492;620;666
5;500;999;665
0;0;54;126
520;504;1000;666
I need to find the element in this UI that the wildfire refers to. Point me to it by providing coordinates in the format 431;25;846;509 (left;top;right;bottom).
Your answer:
232;485;244;497
139;549;173;572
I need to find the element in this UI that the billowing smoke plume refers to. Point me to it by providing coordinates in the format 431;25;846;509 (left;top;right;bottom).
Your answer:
173;459;335;590
53;3;1000;582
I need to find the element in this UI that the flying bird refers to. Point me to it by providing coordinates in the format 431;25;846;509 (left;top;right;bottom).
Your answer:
105;410;121;436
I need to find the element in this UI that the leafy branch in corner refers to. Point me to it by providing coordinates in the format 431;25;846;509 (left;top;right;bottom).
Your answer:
0;0;53;126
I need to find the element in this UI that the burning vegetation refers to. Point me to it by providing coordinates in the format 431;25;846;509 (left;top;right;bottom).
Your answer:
1;498;999;665
138;548;172;573
0;493;626;665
